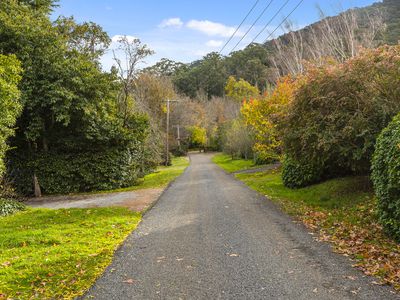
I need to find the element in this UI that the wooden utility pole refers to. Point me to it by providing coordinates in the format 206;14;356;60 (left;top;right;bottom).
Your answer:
173;124;181;148
177;125;181;147
165;99;170;166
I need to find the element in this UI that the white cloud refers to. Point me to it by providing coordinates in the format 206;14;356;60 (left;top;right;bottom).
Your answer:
159;18;183;29
186;20;237;37
206;40;223;48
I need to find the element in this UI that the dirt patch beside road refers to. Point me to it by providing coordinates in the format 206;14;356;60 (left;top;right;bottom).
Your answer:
25;188;163;212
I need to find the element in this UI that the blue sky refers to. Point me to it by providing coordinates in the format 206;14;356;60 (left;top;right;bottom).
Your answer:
52;0;380;70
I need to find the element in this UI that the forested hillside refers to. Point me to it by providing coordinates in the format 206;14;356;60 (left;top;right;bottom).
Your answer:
161;0;400;100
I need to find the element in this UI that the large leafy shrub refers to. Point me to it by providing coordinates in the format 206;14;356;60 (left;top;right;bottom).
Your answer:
282;156;323;189
371;113;400;241
282;46;400;188
1;1;156;195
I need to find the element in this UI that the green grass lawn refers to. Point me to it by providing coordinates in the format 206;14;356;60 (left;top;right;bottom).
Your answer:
0;157;190;298
211;153;256;173
127;156;189;190
0;207;141;299
213;155;400;289
236;170;373;212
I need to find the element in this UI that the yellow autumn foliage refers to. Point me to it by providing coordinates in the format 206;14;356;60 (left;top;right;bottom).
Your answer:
241;76;301;162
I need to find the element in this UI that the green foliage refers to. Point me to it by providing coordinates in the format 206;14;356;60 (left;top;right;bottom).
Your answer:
0;207;140;299
0;199;26;216
282;46;400;187
374;0;400;45
173;52;227;99
55;16;111;59
1;1;154;195
224;76;259;101
12;144;151;195
225;44;271;89
282;156;323;189
0;54;22;176
143;58;185;77
172;45;271;99
89;156;189;194
371;112;400;241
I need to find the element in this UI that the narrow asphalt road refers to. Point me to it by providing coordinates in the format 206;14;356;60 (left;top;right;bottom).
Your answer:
84;153;398;300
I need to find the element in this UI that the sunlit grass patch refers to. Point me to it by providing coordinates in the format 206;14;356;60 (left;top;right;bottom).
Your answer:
0;207;141;299
212;153;256;173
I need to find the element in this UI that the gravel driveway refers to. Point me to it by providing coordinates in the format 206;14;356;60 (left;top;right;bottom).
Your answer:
83;153;398;299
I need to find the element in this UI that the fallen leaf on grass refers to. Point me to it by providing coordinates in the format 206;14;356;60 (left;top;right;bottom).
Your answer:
1;261;11;267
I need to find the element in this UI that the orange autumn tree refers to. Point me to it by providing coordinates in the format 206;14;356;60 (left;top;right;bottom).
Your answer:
241;76;301;162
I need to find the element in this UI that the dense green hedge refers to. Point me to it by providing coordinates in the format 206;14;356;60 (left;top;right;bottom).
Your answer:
282;156;323;188
9;144;153;195
371;113;400;241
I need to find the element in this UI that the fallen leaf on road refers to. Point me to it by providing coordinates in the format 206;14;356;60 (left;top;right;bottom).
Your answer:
229;253;239;257
122;279;135;284
313;288;318;293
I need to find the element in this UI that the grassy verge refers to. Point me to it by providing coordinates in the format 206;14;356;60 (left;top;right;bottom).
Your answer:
84;156;189;194
0;157;190;298
0;207;141;299
212;153;256;173
214;156;400;290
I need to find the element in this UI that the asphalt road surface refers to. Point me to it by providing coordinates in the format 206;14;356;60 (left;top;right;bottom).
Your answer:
84;153;398;300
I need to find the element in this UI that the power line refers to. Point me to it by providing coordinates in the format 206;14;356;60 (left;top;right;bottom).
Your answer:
250;0;290;44
228;0;275;54
219;0;261;54
262;0;305;44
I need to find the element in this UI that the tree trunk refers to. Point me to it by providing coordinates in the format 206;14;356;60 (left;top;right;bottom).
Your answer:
33;173;42;198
